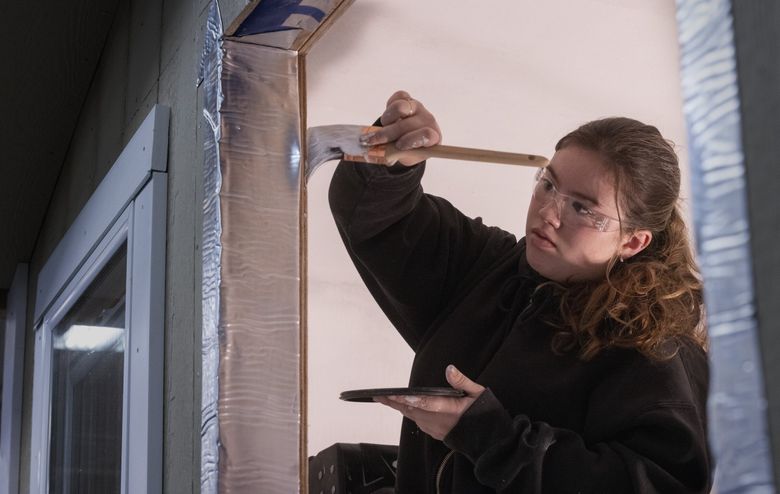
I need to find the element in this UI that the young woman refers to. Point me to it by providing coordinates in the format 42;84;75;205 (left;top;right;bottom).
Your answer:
329;90;712;493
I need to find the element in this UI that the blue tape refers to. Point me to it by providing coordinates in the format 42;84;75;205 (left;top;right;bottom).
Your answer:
234;0;327;37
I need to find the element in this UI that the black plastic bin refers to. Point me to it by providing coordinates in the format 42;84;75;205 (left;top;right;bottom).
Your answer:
308;443;398;494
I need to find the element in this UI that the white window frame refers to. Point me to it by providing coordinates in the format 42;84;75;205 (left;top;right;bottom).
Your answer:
29;106;168;494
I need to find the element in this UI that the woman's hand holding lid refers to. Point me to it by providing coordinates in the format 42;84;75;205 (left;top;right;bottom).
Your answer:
374;365;485;441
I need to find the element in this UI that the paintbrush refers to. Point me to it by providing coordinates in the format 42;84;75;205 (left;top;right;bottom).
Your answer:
305;124;549;179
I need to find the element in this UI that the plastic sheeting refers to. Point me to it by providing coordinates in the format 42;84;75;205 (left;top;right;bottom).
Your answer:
201;0;324;489
676;0;776;491
200;0;352;490
215;40;303;492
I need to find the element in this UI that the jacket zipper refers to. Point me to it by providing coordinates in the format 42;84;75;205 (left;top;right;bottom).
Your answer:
435;450;455;494
518;296;535;323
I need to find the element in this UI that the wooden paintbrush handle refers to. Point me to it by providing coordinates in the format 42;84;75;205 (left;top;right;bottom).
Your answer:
429;144;549;167
390;144;549;168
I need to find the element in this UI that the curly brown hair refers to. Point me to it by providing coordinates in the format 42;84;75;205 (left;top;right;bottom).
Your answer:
543;117;707;361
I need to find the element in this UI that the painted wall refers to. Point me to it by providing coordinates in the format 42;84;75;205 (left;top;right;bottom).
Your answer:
305;0;691;456
16;0;247;492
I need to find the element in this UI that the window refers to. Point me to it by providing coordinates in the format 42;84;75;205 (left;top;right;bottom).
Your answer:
48;243;127;493
29;106;168;494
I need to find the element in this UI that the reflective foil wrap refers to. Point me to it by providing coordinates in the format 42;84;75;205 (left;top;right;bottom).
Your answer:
676;0;776;491
201;1;223;492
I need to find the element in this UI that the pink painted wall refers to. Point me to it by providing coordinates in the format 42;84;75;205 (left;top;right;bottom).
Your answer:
305;0;690;456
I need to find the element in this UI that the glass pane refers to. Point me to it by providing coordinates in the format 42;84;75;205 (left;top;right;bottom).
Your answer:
48;244;127;494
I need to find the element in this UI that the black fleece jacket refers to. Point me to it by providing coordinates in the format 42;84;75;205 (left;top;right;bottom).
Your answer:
328;159;712;493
